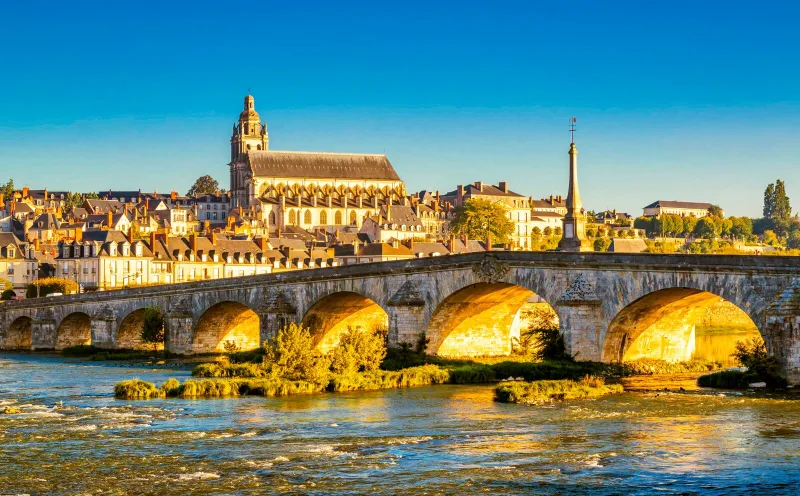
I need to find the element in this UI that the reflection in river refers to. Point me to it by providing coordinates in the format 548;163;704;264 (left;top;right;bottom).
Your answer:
1;353;799;494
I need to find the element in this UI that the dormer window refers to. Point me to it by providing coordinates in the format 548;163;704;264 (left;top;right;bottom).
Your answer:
8;247;15;258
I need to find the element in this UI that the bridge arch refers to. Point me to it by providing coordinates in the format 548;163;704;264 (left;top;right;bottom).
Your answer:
56;312;92;350
193;301;261;353
117;308;161;350
301;291;389;353
4;316;32;350
426;282;558;357
603;287;761;364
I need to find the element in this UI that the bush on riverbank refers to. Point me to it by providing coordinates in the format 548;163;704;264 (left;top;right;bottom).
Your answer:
115;379;164;399
192;362;268;378
607;358;721;376
494;376;623;404
697;370;753;389
697;337;787;389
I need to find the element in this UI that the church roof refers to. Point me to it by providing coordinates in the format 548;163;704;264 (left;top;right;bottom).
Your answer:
247;150;401;181
643;200;713;210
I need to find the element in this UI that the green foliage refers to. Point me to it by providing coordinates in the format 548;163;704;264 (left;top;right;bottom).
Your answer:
732;336;785;388
728;216;753;239
187;175;220;196
707;204;725;218
0;289;15;301
330;326;387;375
764;180;792;235
610;358;720;376
693;217;720;239
0;179;14;198
140;307;165;353
64;192;84;212
494;376;623;404
554;226;562;236
762;230;779;246
223;340;241;354
329;365;452;392
26;277;78;298
114;379;164;399
593;237;611;252
450;198;516;244
192;362;268;378
263;323;331;385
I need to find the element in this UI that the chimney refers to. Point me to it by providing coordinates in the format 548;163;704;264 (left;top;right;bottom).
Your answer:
557;195;562;203
150;231;157;250
23;186;29;198
0;193;4;209
474;181;483;191
258;236;268;251
238;205;243;217
43;188;48;201
549;194;554;205
145;198;150;211
74;228;82;243
190;233;198;253
126;226;134;244
457;185;464;205
171;190;177;201
499;181;509;193
107;210;113;229
34;237;41;251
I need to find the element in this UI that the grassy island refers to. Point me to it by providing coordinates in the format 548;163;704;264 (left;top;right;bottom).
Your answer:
494;376;623;404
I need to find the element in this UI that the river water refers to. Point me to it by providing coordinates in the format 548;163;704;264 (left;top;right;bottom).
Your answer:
1;354;800;495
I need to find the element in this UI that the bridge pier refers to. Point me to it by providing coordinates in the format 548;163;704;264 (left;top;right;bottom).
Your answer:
387;281;427;348
557;275;603;361
90;312;118;349
259;293;298;344
164;313;193;355
31;312;57;350
766;281;800;383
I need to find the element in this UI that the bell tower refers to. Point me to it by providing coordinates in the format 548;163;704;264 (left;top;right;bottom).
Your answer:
229;94;268;207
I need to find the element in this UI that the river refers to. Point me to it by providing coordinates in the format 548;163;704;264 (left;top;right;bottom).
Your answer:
1;353;799;495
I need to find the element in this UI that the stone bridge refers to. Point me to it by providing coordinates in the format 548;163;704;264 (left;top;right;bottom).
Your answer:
1;252;798;380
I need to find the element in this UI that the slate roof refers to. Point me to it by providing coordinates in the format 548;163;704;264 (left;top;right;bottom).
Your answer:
643;200;713;210
380;205;423;227
247;150;400;181
357;242;414;257
443;183;524;199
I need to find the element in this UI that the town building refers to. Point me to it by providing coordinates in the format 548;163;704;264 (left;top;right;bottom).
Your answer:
0;233;37;296
441;181;533;249
642;201;719;218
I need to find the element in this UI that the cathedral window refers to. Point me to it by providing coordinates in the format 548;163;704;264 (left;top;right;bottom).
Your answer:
349;211;357;225
334;211;343;225
288;210;297;225
269;211;276;226
304;210;312;225
320;211;328;225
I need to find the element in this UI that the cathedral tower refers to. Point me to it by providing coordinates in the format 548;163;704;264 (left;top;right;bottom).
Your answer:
558;120;592;252
229;95;268;207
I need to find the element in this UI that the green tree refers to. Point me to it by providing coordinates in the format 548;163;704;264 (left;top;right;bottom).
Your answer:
330;326;386;375
787;229;800;249
729;217;753;239
26;278;78;298
187;175;220;196
662;214;683;237
707;204;725;218
0;289;15;301
593;237;611;252
772;180;792;236
693;217;719;239
140;307;165;353
263;323;331;385
450;198;515;244
0;179;14;198
682;216;698;236
86;192;99;200
0;278;11;291
763;183;775;219
543;226;553;237
553;226;562;236
64;192;84;212
762;230;778;246
531;226;542;239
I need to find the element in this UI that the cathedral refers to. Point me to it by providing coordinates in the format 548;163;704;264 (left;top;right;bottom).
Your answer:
228;95;407;232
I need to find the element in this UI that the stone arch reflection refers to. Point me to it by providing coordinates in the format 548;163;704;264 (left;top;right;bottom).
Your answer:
193;301;261;353
301;291;388;353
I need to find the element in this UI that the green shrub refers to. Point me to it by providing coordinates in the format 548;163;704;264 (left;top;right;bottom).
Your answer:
60;345;97;356
608;358;721;376
330;326;387;375
25;277;79;298
494;376;623;404
179;379;240;398
192;362;268;378
0;289;15;301
115;379;164;399
733;337;783;385
140;307;165;353
329;365;451;392
160;378;181;396
263;323;331;385
447;364;496;383
697;370;749;389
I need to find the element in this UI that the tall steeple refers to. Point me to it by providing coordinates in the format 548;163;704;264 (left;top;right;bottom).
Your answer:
229;94;269;208
558;118;592;252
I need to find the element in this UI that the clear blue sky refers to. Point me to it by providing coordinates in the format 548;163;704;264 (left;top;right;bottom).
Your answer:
1;0;798;217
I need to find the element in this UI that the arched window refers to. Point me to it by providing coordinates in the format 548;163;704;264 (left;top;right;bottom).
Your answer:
334;210;343;225
304;210;312;225
349;210;357;225
320;210;328;225
269;211;276;226
288;210;296;225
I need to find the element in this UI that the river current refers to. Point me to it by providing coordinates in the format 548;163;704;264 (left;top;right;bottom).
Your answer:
1;353;800;495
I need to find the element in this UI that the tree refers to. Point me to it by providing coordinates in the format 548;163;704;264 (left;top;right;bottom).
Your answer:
633;216;652;234
64;192;84;212
662;214;683;237
762;230;778;246
693;217;719;239
543;226;553;237
531;226;542;238
330;326;386;375
0;179;14;198
593;237;611;252
729;217;753;240
553;226;562;236
1;289;16;301
787;228;800;249
26;278;78;298
187;175;220;196
763;183;775;219
682;216;698;236
140;307;165;353
772;180;792;236
449;198;515;244
707;204;724;218
0;278;11;291
263;323;331;385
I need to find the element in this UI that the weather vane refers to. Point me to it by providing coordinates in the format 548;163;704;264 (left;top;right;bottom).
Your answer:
569;117;577;143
